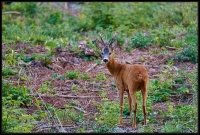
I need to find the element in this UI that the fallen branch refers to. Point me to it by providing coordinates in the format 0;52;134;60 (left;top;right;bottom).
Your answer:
86;63;98;72
55;94;100;99
3;11;21;15
35;125;79;132
29;93;100;99
165;46;178;50
67;105;86;113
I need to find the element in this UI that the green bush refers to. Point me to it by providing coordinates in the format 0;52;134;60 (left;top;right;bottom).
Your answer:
95;99;119;132
162;105;197;133
175;45;197;63
2;82;32;106
130;32;153;48
66;71;79;80
2;67;18;76
2;104;35;133
95;72;107;82
149;79;172;103
2;82;35;133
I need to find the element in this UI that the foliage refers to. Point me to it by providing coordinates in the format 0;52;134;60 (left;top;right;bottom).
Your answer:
2;104;35;133
94;99;119;132
2;82;32;106
38;81;55;94
95;72;107;82
56;107;84;124
130;32;153;48
79;72;90;80
162;105;197;133
65;70;79;80
175;45;197;63
2;67;18;77
2;82;35;133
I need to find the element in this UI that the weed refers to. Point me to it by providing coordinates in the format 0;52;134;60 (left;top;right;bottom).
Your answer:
162;105;197;133
95;72;107;82
95;100;119;132
2;82;32;106
38;81;55;94
2;67;18;77
4;50;18;67
66;71;79;80
71;84;79;93
174;45;197;63
79;72;90;80
130;32;153;48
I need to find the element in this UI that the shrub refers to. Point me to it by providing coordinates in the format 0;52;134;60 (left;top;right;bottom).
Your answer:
95;72;107;82
130;32;153;48
95;100;119;132
175;45;197;63
2;82;32;106
162;105;197;133
66;71;79;80
2;67;18;76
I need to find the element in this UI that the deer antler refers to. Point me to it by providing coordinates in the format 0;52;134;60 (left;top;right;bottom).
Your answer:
98;33;106;46
109;32;117;46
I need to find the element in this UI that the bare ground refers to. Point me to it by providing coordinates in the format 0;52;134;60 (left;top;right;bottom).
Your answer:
3;43;197;133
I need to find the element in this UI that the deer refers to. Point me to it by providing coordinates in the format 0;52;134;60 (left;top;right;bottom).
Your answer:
96;34;149;128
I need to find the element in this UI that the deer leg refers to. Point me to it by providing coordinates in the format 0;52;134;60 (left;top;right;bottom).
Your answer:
130;91;137;128
118;90;124;125
127;91;132;116
141;85;147;125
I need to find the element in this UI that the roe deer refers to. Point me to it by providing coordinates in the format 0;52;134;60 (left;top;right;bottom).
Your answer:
96;34;149;128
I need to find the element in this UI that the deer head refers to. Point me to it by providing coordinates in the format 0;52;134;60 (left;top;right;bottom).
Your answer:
96;34;116;63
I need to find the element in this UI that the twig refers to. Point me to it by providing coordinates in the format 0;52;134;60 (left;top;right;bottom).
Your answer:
83;100;92;110
67;105;86;113
165;46;177;50
30;94;100;99
55;94;100;99
35;125;79;132
52;63;63;69
86;63;98;72
3;11;21;15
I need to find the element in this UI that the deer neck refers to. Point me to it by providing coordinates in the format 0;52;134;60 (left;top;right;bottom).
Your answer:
106;57;122;76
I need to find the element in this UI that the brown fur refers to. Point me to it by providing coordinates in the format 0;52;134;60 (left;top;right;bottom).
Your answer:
106;52;149;128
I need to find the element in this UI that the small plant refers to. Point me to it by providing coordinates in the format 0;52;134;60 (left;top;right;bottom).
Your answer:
56;107;84;125
66;71;79;80
3;50;17;67
71;84;79;93
2;67;18;76
38;81;54;94
149;79;172;103
162;105;197;133
130;32;152;48
79;72;90;80
95;100;119;132
174;45;197;63
46;11;63;25
95;72;107;82
2;105;35;133
2;82;32;106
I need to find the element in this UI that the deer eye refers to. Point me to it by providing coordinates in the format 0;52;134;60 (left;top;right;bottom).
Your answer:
101;52;103;55
109;52;111;55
